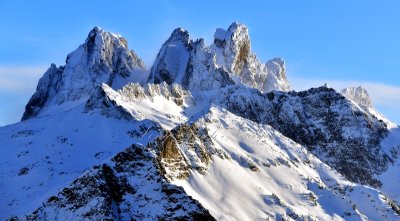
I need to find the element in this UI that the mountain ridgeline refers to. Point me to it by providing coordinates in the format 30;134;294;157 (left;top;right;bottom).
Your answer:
3;22;400;220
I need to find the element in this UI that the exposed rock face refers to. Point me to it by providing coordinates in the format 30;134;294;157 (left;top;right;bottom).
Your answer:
119;82;189;105
22;27;146;121
21;64;63;121
18;145;215;221
218;85;389;187
211;22;251;75
341;86;373;108
149;22;290;93
151;123;221;181
84;84;134;120
210;22;290;92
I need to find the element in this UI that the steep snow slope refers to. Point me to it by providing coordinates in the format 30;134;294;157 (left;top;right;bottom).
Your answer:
377;126;400;202
216;85;391;188
168;107;399;220
98;82;191;130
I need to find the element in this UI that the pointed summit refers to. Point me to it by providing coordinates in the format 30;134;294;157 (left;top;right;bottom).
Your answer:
341;86;373;108
148;27;192;85
168;28;191;44
22;27;146;121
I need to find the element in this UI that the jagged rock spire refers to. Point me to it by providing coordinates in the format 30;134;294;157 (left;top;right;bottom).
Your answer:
149;22;289;93
212;22;251;75
211;22;289;92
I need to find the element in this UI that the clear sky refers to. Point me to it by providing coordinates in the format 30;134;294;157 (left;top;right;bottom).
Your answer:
0;0;399;126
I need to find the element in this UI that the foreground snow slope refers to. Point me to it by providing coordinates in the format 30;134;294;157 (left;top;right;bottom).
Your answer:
17;144;214;221
0;105;160;217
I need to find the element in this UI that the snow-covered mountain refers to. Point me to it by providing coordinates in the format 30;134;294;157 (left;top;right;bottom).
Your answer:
22;27;147;121
1;23;400;220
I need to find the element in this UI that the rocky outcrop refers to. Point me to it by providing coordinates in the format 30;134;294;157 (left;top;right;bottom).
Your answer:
119;82;189;105
151;123;222;181
211;22;251;75
210;22;290;92
84;84;134;120
22;27;146;121
265;58;289;92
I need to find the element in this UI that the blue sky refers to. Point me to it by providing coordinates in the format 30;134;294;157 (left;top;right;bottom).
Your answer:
0;0;399;125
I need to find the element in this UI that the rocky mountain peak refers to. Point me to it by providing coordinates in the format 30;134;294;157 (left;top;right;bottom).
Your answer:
212;22;251;74
168;28;191;45
211;22;289;92
341;86;373;108
149;22;289;93
22;27;146;121
147;28;192;85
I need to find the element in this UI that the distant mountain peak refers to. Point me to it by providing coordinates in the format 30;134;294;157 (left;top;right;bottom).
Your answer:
341;86;373;108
